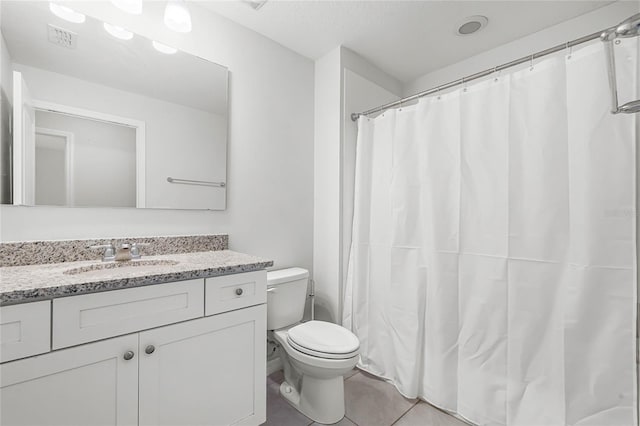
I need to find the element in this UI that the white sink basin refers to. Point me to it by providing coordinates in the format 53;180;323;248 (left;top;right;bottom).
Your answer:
64;260;179;277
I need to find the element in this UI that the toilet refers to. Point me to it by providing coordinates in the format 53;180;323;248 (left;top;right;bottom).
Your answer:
267;268;360;425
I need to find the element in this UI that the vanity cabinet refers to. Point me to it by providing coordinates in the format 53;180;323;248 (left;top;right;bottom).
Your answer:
0;334;139;426
52;279;205;349
0;300;51;363
139;304;266;426
0;271;267;426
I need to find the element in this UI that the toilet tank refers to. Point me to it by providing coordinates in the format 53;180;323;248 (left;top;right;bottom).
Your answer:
266;267;309;330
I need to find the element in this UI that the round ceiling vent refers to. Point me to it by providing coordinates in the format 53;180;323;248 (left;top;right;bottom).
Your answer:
456;15;488;36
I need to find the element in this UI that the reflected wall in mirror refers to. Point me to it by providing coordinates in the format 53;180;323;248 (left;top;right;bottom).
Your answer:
0;1;228;210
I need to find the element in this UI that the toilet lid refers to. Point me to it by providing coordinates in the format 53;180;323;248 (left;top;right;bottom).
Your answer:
287;321;359;359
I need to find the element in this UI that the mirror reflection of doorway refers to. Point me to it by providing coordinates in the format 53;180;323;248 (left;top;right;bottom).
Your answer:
34;110;138;208
35;128;72;206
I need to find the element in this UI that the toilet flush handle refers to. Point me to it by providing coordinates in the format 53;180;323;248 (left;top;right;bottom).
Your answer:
267;287;277;293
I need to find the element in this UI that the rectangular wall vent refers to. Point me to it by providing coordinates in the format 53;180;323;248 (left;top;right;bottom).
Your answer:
47;24;77;49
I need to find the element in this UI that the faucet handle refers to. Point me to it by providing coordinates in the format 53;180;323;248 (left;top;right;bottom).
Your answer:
130;242;150;259
89;244;116;262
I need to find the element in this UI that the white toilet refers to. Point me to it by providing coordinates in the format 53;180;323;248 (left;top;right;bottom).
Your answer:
267;268;360;425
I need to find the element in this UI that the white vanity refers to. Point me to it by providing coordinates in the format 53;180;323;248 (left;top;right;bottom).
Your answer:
0;238;271;426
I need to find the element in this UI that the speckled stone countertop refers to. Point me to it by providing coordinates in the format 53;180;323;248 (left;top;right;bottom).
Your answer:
0;234;229;267
0;250;273;306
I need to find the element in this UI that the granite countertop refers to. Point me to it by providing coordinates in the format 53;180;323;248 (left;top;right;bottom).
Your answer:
0;250;273;305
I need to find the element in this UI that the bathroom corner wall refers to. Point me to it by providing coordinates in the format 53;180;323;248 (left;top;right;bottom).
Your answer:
313;46;401;323
313;47;342;323
0;1;314;273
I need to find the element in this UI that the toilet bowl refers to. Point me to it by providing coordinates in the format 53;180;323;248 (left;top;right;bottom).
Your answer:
267;268;360;424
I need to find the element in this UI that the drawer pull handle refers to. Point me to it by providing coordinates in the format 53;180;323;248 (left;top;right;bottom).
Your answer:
123;351;135;361
145;345;156;355
235;288;244;296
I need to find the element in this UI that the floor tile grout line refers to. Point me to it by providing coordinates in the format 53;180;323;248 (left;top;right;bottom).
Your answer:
345;414;358;425
388;398;420;426
344;371;361;382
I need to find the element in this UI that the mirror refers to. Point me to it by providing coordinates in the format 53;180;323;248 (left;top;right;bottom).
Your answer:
0;1;228;210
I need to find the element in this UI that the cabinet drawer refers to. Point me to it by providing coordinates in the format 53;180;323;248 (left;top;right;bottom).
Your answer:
53;280;204;349
205;271;266;316
0;301;51;363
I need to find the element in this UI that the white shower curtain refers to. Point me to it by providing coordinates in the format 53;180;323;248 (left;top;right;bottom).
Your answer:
343;40;638;426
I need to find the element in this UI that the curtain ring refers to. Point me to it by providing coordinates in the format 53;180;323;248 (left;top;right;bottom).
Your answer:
462;77;468;92
566;42;572;59
436;86;441;100
493;66;499;82
529;54;534;71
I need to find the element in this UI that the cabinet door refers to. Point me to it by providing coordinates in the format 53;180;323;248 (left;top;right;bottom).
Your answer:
139;304;266;426
1;334;138;426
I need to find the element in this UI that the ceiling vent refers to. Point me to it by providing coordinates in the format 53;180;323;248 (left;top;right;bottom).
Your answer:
48;24;77;49
243;0;268;11
456;16;488;36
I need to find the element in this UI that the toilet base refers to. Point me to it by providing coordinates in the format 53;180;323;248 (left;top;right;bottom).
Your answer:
279;375;346;425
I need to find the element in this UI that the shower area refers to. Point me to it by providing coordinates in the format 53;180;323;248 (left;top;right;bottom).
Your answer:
342;13;640;426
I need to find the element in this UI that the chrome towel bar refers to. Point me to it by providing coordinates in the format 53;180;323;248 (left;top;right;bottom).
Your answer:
166;177;226;187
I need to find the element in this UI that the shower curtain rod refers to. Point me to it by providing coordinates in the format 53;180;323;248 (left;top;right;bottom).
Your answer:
351;14;639;121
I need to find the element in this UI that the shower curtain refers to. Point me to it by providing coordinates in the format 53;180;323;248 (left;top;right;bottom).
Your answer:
343;40;638;426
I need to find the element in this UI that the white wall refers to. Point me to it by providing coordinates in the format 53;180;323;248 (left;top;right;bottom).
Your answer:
313;46;342;322
314;46;401;323
0;33;11;102
15;63;226;210
405;1;640;95
0;1;314;275
0;32;13;204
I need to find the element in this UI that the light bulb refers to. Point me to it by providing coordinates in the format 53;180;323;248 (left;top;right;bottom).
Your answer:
110;0;142;15
152;40;178;55
164;0;192;33
49;2;86;24
103;22;134;40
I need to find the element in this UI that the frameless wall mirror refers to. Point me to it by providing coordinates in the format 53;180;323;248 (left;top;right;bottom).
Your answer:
0;1;228;210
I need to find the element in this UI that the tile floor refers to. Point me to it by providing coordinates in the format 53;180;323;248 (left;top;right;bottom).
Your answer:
265;369;470;426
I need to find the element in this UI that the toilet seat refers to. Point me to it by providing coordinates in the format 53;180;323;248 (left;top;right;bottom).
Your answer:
287;321;359;360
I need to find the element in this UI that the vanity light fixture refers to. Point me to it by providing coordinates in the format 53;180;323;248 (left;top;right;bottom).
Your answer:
110;0;143;15
152;40;178;54
164;0;192;33
49;2;86;24
103;22;134;40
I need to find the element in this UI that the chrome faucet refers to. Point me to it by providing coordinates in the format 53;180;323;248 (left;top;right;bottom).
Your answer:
89;242;150;262
89;244;116;262
130;242;150;259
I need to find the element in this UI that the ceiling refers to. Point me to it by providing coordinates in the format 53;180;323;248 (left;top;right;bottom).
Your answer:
3;1;228;114
198;0;615;83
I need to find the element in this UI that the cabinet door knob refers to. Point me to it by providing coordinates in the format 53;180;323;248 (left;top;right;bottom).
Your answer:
123;350;135;361
145;345;156;355
235;288;244;296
